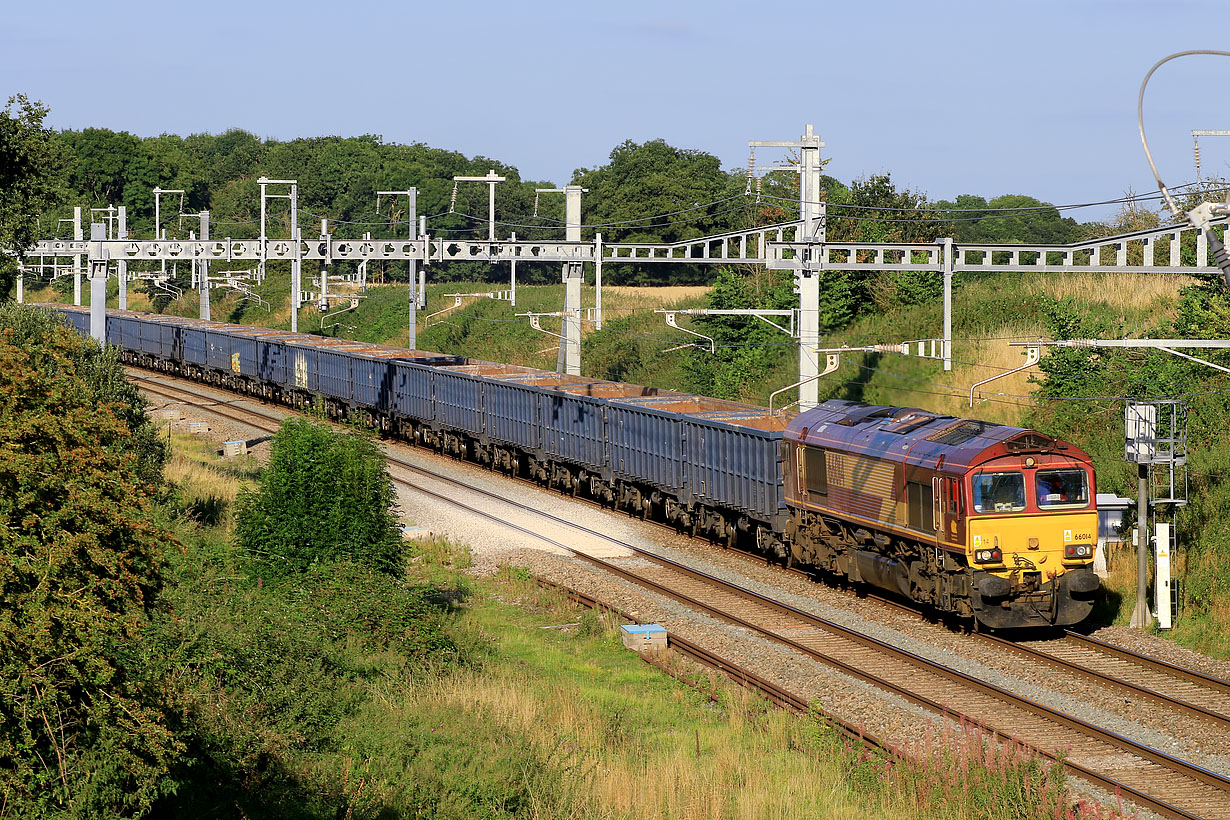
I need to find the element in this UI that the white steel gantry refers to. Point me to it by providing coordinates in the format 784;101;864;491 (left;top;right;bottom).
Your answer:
28;204;1230;405
23;124;1230;411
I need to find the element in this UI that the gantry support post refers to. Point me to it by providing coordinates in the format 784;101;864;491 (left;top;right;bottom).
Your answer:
377;189;418;348
88;223;108;344
561;184;584;375
117;206;128;310
1130;464;1155;629
798;125;825;411
595;233;603;330
752;125;826;410
509;231;517;308
319;219;329;310
407;189;417;349
941;236;953;372
199;211;210;320
258;178;301;331
73;206;82;306
453;170;505;241
259;178;267;289
418;215;427;326
291;185;300;332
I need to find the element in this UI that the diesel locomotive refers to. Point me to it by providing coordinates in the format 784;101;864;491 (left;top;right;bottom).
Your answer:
785;402;1099;630
47;304;1099;629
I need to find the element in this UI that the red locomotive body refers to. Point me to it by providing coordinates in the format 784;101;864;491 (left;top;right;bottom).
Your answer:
784;400;1100;629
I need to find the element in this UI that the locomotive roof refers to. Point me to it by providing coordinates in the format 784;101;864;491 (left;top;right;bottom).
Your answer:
786;399;1089;472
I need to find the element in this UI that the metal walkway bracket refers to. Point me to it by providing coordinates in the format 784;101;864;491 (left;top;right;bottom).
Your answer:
425;291;512;325
658;310;714;353
518;311;567;340
657;308;798;354
969;345;1041;407
769;352;841;415
970;337;1230;408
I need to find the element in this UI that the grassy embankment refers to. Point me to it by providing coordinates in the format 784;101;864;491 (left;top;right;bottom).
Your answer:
151;428;1124;819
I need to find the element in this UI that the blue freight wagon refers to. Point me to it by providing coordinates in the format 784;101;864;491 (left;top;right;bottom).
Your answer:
685;410;788;530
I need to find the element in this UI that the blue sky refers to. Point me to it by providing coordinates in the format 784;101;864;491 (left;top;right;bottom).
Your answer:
6;0;1228;221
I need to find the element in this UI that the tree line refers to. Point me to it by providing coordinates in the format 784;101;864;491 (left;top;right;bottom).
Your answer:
2;93;1117;294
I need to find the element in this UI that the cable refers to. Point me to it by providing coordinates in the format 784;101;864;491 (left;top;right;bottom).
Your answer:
1139;50;1230;216
421;193;750;234
204;177;1230;240
581;194;749;228
845;354;1230;405
757;184;1230;217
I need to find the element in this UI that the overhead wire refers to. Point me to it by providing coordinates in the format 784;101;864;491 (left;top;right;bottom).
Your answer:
757;181;1230;215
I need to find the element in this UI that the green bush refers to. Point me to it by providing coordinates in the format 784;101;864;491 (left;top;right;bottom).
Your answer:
0;302;167;486
0;307;179;819
234;418;404;578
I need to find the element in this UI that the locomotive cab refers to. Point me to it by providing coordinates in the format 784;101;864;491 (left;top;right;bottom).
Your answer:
964;449;1100;629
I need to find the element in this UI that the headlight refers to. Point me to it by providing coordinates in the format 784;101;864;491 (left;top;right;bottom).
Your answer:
974;548;1002;564
1064;544;1094;559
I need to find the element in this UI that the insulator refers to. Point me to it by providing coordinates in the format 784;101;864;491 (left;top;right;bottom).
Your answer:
448;181;458;214
1194;141;1202;179
745;150;755;195
755;176;762;204
533;192;540;218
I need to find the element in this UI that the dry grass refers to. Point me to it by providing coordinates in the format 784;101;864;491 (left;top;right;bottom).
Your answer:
162;429;256;526
1021;272;1194;320
903;273;1192;424
1102;540;1136;624
952;321;1048;424
409;668;882;820
885;321;1048;426
599;285;711;308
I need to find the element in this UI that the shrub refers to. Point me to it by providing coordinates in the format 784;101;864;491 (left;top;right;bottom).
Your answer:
234;418;404;577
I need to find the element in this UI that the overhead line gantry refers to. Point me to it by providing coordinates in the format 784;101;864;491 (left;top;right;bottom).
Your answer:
22;124;1230;410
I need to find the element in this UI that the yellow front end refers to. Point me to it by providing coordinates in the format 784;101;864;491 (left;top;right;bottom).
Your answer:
967;511;1098;579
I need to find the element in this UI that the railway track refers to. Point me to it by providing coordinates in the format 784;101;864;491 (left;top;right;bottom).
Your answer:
860;590;1230;732
994;631;1230;730
131;370;1230;819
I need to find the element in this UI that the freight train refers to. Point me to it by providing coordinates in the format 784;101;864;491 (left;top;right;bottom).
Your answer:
48;304;1100;630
